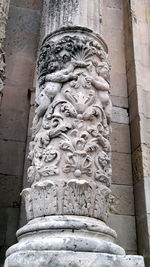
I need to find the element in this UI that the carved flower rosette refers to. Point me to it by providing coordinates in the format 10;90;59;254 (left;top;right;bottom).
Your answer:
23;28;112;223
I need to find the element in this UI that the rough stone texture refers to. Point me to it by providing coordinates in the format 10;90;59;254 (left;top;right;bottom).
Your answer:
1;0;148;265
0;207;19;266
101;8;133;250
0;0;10;104
4;0;144;265
40;0;102;40
4;215;144;266
108;214;137;253
124;0;150;265
111;185;134;216
111;152;132;185
111;123;131;154
112;106;129;124
0;175;21;207
4;251;144;267
21;0;136;259
21;27;113;226
0;0;42;264
0;140;25;176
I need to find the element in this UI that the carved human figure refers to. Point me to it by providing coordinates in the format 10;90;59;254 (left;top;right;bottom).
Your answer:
35;60;89;121
26;33;113;221
35;63;75;118
85;60;112;124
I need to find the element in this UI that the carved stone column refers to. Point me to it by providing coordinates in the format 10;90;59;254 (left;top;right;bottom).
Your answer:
0;0;10;104
4;1;144;266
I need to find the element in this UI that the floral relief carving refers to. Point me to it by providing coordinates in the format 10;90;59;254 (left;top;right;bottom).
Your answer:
0;46;5;99
23;29;112;222
0;0;10;103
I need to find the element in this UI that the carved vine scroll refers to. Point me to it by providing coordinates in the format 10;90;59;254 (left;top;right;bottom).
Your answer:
23;28;112;223
0;0;10;103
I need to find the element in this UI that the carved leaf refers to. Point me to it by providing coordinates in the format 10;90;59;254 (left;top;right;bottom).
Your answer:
84;138;99;153
59;141;74;152
38;165;59;176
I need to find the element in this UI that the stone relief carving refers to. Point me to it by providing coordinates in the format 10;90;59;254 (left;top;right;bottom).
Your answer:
0;46;5;99
0;0;10;103
23;29;112;222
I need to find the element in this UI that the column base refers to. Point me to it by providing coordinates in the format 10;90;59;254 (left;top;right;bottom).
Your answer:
4;216;144;266
5;251;144;267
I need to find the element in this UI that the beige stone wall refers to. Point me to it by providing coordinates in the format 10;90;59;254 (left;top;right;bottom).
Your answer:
0;0;42;264
101;0;137;255
124;0;150;265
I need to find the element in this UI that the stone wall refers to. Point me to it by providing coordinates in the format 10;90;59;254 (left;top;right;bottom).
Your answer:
0;0;42;264
101;0;137;255
124;0;150;265
0;0;150;265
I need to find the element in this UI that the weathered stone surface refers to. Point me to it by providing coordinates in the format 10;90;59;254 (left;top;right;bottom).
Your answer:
108;214;137;252
40;0;102;40
0;207;19;266
126;64;136;96
134;178;146;217
5;22;136;267
111;123;131;153
0;140;25;176
112;152;132;185
112;106;129;124
0;0;10;39
105;0;123;10
134;177;150;215
5;208;19;246
5;251;144;267
0;109;28;142
0;208;7;246
128;89;138;122
111;185;134;215
105;28;124;52
6;5;40;56
4;215;126;266
136;215;149;256
110;73;128;97
109;50;126;75
27;106;35;137
22;28;113;224
132;144;150;183
5;54;36;86
111;95;128;109
4;1;145;266
130;116;141;152
1;83;29;111
0;175;21;207
103;7;123;30
12;0;42;10
141;115;150;148
0;0;10;103
132;146;143;183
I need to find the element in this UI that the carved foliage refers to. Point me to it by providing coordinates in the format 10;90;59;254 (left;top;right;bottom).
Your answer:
22;179;111;222
0;47;5;95
25;31;112;221
0;0;10;101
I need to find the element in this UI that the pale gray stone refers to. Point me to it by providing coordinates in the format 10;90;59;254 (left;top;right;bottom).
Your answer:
40;0;102;40
112;106;129;124
108;214;137;252
5;251;144;267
